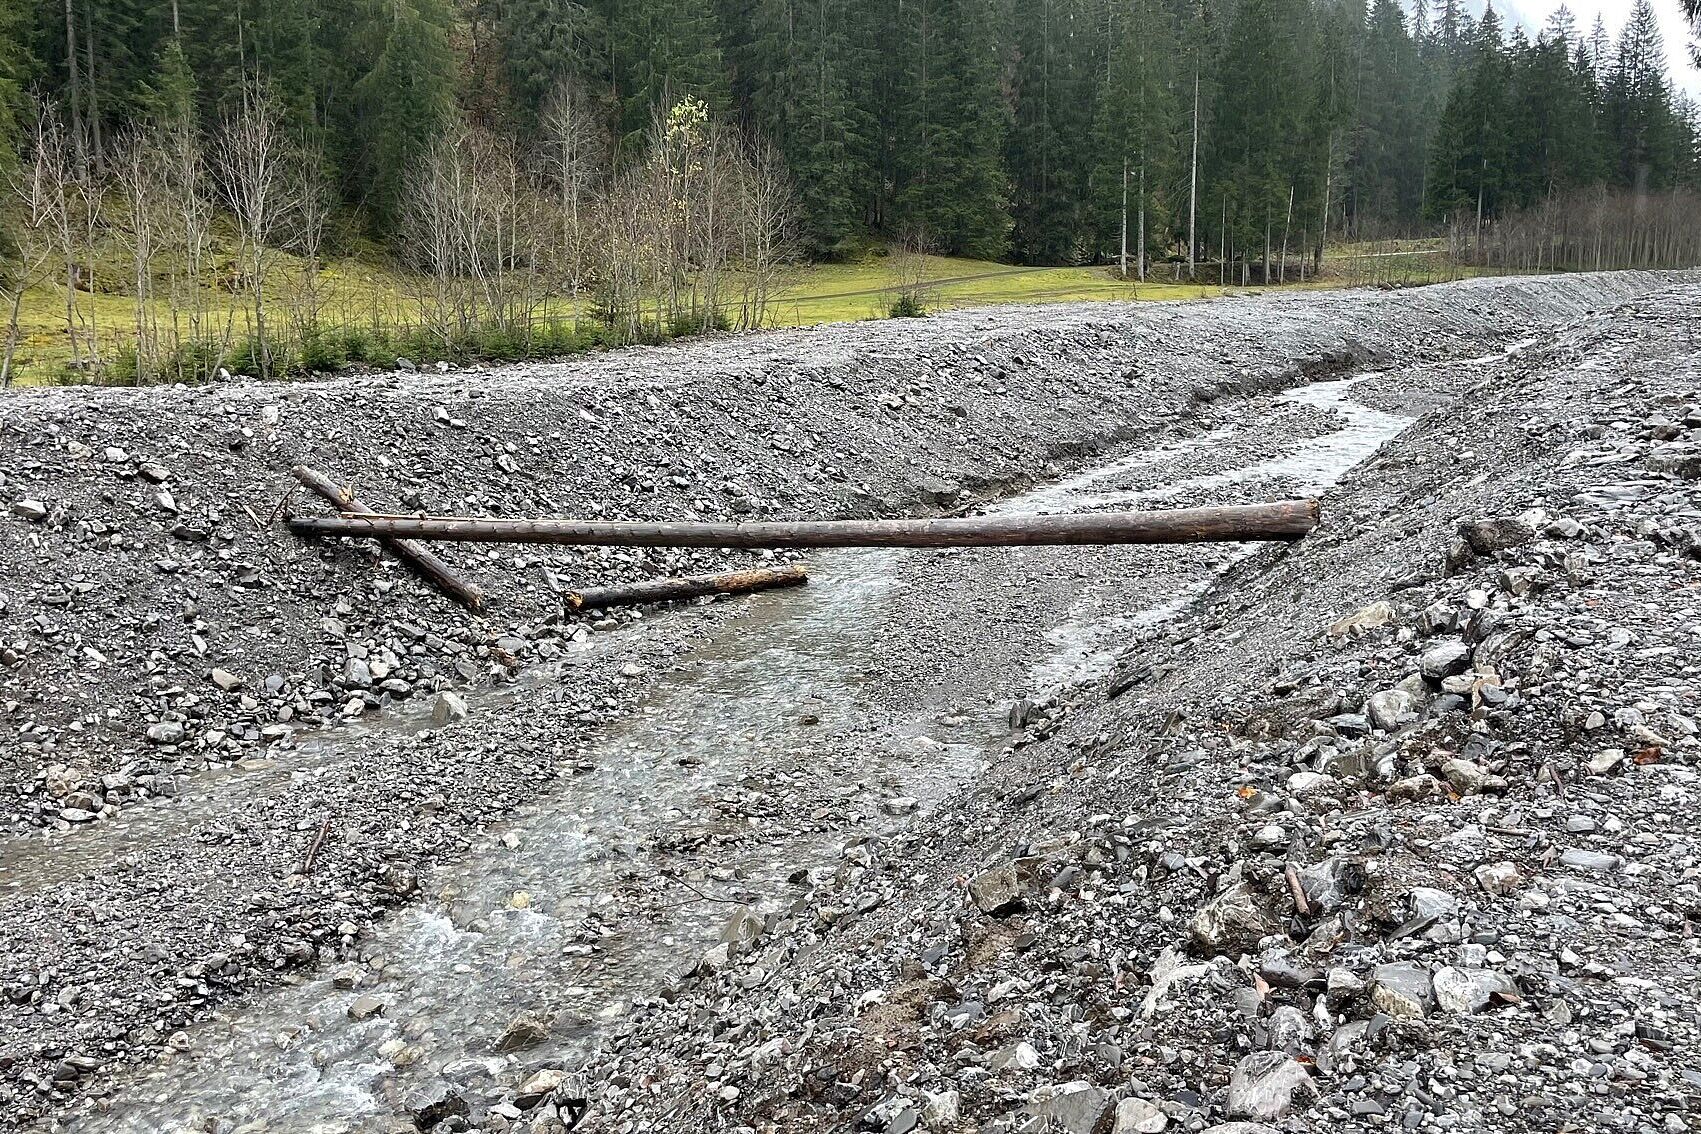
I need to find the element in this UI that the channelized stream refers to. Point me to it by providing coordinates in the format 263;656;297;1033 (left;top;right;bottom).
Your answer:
63;373;1418;1131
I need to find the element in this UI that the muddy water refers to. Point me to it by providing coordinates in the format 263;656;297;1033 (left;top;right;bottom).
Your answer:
70;374;1414;1132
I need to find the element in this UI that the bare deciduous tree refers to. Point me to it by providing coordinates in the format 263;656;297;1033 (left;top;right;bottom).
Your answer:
1;101;63;387
215;83;290;379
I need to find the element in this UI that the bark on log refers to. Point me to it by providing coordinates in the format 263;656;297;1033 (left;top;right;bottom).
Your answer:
286;500;1319;549
566;564;809;610
291;465;486;610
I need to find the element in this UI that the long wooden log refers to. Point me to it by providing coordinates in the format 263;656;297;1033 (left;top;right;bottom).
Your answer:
286;500;1319;549
566;564;809;610
291;465;486;611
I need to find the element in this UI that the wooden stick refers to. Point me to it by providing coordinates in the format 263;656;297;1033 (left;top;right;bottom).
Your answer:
567;564;809;610
291;465;486;611
287;499;1320;550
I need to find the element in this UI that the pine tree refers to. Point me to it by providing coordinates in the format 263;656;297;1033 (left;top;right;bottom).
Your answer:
0;0;37;172
1604;0;1679;191
890;0;1011;258
1088;0;1176;274
346;0;458;225
1352;0;1424;226
1424;4;1509;225
1207;0;1305;277
728;0;875;257
609;0;730;147
493;0;608;131
1006;0;1098;264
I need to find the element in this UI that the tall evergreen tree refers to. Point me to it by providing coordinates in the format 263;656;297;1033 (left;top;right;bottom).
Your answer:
1088;0;1176;273
1005;0;1098;263
609;0;730;146
891;0;1011;258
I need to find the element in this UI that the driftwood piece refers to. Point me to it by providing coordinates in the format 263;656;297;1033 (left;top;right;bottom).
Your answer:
291;465;486;610
566;564;809;611
285;499;1320;550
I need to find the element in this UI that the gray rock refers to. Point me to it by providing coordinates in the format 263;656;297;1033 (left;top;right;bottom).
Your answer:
1226;1052;1314;1120
1366;689;1419;732
1420;640;1471;680
1559;847;1622;873
145;721;186;745
1297;857;1366;914
1474;861;1522;895
1442;757;1505;795
11;499;48;522
495;1012;548;1052
1370;962;1433;1018
1189;882;1282;957
209;668;242;692
969;864;1021;914
346;994;385;1021
1025;1082;1113;1134
431;690;469;726
1433;966;1518;1013
1459;516;1537;554
720;905;765;955
1113;1097;1168;1134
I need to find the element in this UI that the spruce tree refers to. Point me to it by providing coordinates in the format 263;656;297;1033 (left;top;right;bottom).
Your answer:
891;0;1011;258
1088;0;1177;273
1006;0;1098;264
609;0;730;147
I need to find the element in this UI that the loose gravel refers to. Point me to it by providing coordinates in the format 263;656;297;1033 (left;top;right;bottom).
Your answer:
0;272;1688;1131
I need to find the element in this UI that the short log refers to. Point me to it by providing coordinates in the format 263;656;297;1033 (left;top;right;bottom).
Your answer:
286;499;1320;550
566;564;809;610
291;465;486;610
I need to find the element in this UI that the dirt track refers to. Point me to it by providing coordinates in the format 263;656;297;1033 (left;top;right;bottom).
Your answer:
0;272;1694;1131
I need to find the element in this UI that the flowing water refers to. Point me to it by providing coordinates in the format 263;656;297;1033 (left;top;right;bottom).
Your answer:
60;372;1420;1132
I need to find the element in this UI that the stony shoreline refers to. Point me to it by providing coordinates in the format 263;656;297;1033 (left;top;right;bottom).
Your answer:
0;273;1687;1129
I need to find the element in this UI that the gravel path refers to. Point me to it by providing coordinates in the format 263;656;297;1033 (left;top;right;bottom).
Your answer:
0;272;1686;1130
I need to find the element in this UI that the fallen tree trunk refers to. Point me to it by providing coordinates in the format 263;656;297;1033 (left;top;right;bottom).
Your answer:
566;564;809;611
286;500;1319;549
291;465;486;611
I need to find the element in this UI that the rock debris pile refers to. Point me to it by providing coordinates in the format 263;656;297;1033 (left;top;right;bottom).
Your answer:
0;272;1691;1130
567;286;1701;1134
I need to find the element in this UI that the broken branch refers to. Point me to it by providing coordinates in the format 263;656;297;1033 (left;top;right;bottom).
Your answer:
566;564;809;610
291;465;486;611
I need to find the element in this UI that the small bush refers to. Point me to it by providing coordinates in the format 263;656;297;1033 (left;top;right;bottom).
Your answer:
887;292;927;319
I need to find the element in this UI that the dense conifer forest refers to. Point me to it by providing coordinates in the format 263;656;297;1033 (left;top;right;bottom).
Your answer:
1;0;1699;382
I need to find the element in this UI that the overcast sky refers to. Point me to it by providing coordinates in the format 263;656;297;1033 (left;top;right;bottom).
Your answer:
1486;0;1701;96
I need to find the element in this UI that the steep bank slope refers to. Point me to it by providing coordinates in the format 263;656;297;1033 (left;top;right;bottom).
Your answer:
0;272;1684;1126
574;284;1701;1134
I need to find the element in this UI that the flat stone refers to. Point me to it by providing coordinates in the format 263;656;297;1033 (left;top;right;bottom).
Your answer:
1559;847;1622;873
1433;966;1518;1013
1421;640;1471;680
495;1012;548;1052
209;668;242;691
1475;860;1522;895
1189;882;1282;957
1370;961;1433;1018
1113;1097;1169;1134
1226;1052;1314;1119
11;500;48;522
347;994;385;1021
1025;1082;1113;1134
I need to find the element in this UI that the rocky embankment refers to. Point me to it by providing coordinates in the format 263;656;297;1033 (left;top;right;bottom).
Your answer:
569;286;1701;1134
0;272;1690;1128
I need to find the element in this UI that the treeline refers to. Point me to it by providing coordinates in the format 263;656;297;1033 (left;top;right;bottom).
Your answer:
2;0;1699;270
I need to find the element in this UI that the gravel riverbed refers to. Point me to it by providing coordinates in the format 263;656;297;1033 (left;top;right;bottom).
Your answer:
0;272;1691;1131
